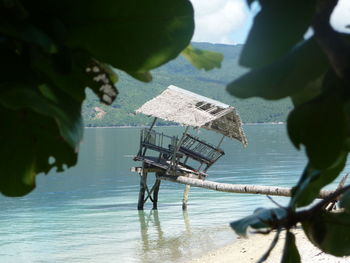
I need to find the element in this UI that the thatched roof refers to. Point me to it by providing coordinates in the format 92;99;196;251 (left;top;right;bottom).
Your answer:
136;85;247;146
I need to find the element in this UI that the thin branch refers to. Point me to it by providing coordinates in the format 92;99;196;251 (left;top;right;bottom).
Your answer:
257;229;281;263
267;195;284;209
263;184;350;231
308;184;350;214
292;184;350;224
325;174;348;211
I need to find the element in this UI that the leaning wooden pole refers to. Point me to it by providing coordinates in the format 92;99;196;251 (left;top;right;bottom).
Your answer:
158;175;334;199
182;185;191;210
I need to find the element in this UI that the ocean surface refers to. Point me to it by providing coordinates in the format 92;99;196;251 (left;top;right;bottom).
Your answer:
0;125;347;263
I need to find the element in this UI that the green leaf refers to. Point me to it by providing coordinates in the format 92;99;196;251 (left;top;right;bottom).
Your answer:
0;0;196;197
240;0;316;68
290;155;347;208
0;48;79;196
181;45;223;71
0;107;77;196
291;76;324;106
0;22;57;53
230;207;286;237
227;38;328;99
83;59;119;105
126;71;152;83
287;92;346;169
63;0;194;72
0;117;37;197
289;164;321;208
0;45;33;83
302;210;350;256
28;48;86;102
0;0;29;20
31;49;118;105
281;231;301;263
0;83;83;150
339;189;350;211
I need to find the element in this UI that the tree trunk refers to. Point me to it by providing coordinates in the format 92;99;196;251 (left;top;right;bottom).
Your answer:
158;175;334;199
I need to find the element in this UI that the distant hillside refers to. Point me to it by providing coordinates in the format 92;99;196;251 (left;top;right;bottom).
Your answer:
82;42;293;127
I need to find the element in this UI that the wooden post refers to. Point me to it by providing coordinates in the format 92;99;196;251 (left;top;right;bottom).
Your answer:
169;126;189;174
182;184;191;210
139;117;158;157
152;178;161;210
137;169;148;210
216;134;225;149
158;174;336;199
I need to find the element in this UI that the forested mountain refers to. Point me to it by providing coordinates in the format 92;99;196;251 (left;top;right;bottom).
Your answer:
82;42;292;127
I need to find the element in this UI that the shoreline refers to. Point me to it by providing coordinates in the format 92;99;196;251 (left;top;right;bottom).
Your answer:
84;122;286;129
186;228;349;263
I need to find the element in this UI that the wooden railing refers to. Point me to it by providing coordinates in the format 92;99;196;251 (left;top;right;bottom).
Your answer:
138;129;178;157
179;134;224;164
137;129;225;173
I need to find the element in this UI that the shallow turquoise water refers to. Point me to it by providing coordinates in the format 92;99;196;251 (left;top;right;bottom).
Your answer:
0;125;346;263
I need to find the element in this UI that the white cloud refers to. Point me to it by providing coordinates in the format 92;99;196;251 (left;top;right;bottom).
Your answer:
190;0;247;44
331;0;350;33
190;0;350;45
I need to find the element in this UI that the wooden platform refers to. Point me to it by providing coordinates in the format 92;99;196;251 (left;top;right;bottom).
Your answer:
133;155;208;179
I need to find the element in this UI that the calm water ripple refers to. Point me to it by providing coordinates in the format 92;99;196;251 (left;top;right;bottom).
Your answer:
1;125;349;263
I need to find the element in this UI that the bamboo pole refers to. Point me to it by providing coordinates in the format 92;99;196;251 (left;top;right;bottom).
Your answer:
158;175;334;199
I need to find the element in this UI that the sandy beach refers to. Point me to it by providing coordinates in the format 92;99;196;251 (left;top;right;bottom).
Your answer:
187;227;349;263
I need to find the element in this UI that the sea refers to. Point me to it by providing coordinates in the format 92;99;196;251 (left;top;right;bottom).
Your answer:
0;124;346;263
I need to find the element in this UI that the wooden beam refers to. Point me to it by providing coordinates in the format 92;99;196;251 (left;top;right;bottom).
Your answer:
143;182;154;204
158;175;334;199
152;178;161;210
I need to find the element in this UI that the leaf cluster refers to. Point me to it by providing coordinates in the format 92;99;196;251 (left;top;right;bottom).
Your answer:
229;0;350;261
0;0;197;196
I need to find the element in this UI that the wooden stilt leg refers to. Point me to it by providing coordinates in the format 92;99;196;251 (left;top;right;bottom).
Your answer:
138;170;148;210
182;184;191;210
152;178;161;210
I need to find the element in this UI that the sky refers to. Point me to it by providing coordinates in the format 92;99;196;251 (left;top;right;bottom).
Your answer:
190;0;350;45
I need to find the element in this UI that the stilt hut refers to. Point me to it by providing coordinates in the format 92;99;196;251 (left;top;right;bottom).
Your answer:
132;85;248;210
